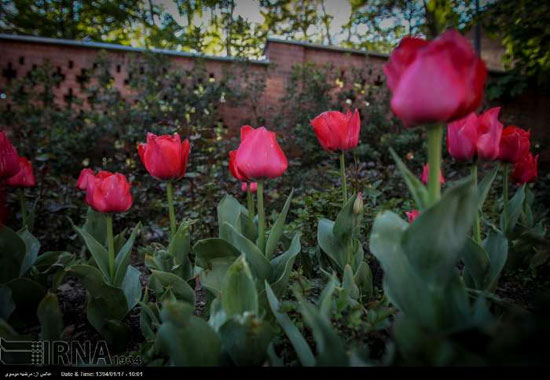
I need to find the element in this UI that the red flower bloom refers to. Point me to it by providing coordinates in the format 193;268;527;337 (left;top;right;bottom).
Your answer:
310;109;361;152
229;150;247;181
511;153;538;184
447;113;479;161
384;29;487;127
241;182;258;193
234;126;288;180
476;107;503;161
406;210;420;224
499;126;531;163
77;168;94;190
84;171;133;213
0;131;19;180
6;157;35;187
420;164;445;185
138;132;191;180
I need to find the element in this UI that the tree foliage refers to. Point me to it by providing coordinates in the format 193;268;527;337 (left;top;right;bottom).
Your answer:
483;0;550;88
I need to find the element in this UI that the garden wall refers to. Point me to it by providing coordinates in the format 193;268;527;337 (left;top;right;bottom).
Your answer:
1;33;548;164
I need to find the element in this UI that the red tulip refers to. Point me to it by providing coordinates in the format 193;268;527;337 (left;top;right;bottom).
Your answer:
447;113;479;161
6;157;35;187
310;109;361;152
77;168;94;190
229;150;247;181
499;126;531;163
476;107;503;161
406;210;420;224
0;131;19;180
138;132;191;180
420;164;445;185
84;171;133;213
511;153;538;184
241;182;258;193
234;126;288;179
384;29;486;127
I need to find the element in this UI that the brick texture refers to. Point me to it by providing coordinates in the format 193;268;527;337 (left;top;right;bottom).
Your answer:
1;35;548;164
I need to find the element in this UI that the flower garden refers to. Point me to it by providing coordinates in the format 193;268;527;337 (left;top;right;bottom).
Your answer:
1;23;549;369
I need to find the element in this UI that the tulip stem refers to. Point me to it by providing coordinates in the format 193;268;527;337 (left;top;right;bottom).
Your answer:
502;163;510;231
427;124;443;206
106;214;116;282
247;184;255;221
166;181;176;237
340;151;348;206
472;164;481;243
19;189;28;230
257;180;265;253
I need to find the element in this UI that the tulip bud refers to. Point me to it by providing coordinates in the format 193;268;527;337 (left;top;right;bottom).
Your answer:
353;192;364;215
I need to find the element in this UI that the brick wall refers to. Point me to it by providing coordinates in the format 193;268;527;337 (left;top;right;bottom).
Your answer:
1;34;548;164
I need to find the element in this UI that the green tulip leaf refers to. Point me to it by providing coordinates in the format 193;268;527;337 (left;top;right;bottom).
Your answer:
478;165;499;210
194;238;240;295
265;189;294;260
0;285;15;320
318;274;338;318
83;207;107;246
224;223;272;283
217;195;243;240
121;265;142;310
17;228;40;277
333;193;360;244
390;148;429;210
37;292;64;341
68;264;129;322
113;228;128;254
342;264;359;300
73;224;111;282
6;278;46;327
460;238;490;290
509;184;526;232
483;231;508;290
317;218;346;272
157;301;221;366
298;296;348;366
369;211;434;324
354;261;373;302
265;282;315;367
149;269;195;305
0;225;26;284
269;233;301;296
401;178;478;284
113;222;141;287
221;256;258;316
168;220;193;281
240;209;257;243
219;314;273;366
